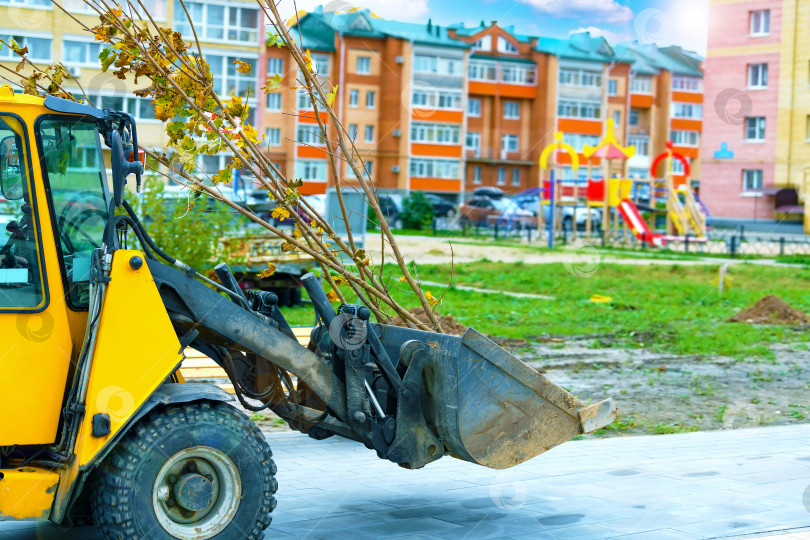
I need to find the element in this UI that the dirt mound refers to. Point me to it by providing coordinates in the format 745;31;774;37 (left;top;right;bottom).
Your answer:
728;295;809;325
391;308;468;335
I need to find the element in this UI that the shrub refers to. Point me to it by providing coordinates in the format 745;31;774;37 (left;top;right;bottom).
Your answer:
400;191;435;229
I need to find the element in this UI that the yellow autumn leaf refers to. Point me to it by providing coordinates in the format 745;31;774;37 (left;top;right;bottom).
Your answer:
327;84;338;106
263;73;283;93
271;206;291;220
258;262;277;278
233;59;252;75
425;291;439;306
325;288;339;302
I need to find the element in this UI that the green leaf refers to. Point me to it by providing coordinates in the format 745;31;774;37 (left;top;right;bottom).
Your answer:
262;73;283;93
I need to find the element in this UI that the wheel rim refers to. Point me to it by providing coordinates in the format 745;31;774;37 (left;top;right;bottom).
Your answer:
152;446;242;539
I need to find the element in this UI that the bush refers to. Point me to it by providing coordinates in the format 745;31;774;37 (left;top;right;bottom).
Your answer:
400;191;435;229
138;177;241;272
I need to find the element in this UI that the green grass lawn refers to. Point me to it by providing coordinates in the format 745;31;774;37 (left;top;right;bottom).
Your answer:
282;261;810;359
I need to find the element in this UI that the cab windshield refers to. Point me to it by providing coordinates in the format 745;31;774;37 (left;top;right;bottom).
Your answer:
37;117;109;309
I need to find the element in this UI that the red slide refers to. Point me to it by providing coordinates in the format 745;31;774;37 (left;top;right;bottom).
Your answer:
617;199;666;247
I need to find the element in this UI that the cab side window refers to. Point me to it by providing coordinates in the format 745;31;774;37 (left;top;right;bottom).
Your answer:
0;115;44;309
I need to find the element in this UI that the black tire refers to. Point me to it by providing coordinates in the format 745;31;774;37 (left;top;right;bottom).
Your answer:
91;401;277;540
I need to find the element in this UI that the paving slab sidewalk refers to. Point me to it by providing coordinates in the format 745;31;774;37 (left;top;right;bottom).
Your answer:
1;424;809;539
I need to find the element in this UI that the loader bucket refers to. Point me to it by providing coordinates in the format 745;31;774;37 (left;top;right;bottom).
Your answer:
377;325;617;470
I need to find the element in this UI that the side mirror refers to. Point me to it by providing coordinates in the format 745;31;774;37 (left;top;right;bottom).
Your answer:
110;130;143;207
0;135;23;200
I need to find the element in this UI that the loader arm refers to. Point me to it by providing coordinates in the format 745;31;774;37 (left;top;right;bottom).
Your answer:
145;256;617;470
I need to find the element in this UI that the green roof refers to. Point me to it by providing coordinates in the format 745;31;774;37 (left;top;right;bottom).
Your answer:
614;41;703;77
535;32;617;63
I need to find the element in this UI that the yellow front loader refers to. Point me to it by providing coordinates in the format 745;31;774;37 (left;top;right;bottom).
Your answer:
0;85;616;539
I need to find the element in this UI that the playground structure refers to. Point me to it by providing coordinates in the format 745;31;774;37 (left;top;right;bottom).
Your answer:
537;120;707;248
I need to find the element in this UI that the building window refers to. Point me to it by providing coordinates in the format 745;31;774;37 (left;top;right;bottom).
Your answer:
511;168;520;187
608;79;618;96
465;131;480;157
296;126;323;146
670;130;700;147
562;133;600;152
749;10;770;36
364;125;374;143
411;123;461;144
557;100;601;119
349;89;359;107
628;136;649;156
412;89;462;110
267;57;283;75
501;65;536;84
366;91;376;109
743;169;763;190
297;160;327;181
748;63;768;89
91;94;156;120
174;1;259;44
414;54;462;76
0;0;51;6
409;158;461;178
671;159;687;175
267;92;281;111
672;103;703;119
613;110;620;125
468;98;481;117
671;76;702;92
504;101;520;119
0;34;51;62
266;127;281;147
356;55;370;74
630;76;652;94
206;54;257;98
472;36;491;51
629;109;639;126
348;124;358;140
745;117;766;141
497;37;518;54
559;68;602;88
501;134;519;153
472;166;482;184
468;61;497;81
62;39;102;66
497;167;506;185
309;53;330;77
366;161;373;177
297;90;312;110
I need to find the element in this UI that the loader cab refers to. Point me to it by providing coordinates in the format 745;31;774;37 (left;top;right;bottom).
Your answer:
0;92;118;447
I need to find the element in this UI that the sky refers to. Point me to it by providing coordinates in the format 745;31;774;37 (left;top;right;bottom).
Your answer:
280;0;709;55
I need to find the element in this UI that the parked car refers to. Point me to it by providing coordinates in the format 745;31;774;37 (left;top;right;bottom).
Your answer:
424;193;457;218
460;197;533;228
513;192;601;231
472;186;505;200
376;193;402;229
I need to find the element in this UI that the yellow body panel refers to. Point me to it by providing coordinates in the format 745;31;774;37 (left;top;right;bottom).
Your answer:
0;95;77;446
51;250;183;521
0;468;60;520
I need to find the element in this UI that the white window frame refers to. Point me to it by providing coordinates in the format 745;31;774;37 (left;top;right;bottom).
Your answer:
472;36;491;51
348;124;358;141
267;57;284;75
742;169;764;190
750;10;770;36
744;116;766;142
62;37;103;67
501;134;519;153
608;79;618;96
747;63;768;89
562;133;600;152
672;103;703;119
87;93;159;122
468;61;497;82
364;125;374;143
409;158;461;179
465;131;480;157
630;76;652;94
629;109;639;126
174;1;259;45
504;101;520;120
356;55;371;75
204;51;258;99
266;92;282;111
511;168;520;186
467;98;481;117
412;89;462;110
670;130;700;147
349;89;359;108
497;167;506;185
559;68;602;88
501;64;536;85
296;126;323;146
497;36;518;54
297;159;328;181
266;127;281;147
366;90;376;109
0;31;52;62
472;166;482;184
672;76;702;92
557;100;601;120
628;136;649;156
411;123;461;145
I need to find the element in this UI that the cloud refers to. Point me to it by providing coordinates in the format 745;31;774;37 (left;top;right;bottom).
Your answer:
569;26;632;44
278;0;430;21
518;0;634;24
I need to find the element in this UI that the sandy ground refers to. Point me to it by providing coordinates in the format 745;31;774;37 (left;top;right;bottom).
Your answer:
520;339;810;437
